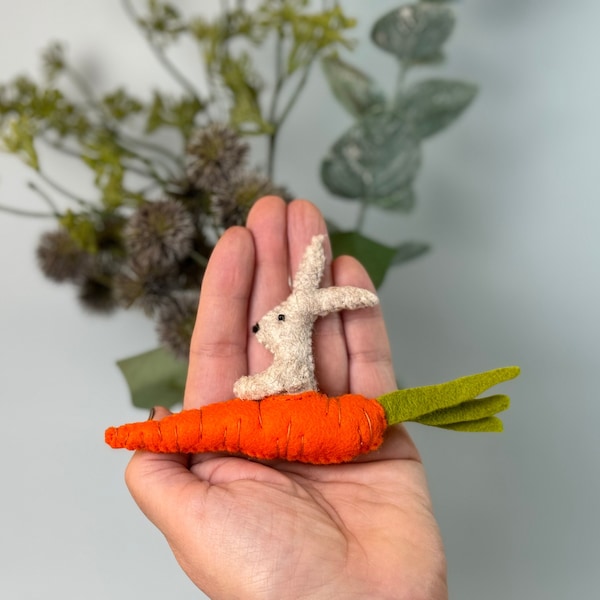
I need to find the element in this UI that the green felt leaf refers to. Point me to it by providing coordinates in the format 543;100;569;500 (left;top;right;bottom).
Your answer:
378;366;520;426
414;394;510;426
371;3;455;64
396;78;477;138
330;231;396;288
391;241;430;266
117;347;188;409
320;113;421;203
321;54;386;119
440;417;504;432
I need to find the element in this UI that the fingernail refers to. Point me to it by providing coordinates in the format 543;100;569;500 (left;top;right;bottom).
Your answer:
148;407;156;421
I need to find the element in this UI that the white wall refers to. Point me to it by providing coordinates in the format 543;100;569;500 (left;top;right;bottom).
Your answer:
1;1;598;598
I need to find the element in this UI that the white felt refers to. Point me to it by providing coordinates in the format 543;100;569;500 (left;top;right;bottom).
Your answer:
233;235;379;400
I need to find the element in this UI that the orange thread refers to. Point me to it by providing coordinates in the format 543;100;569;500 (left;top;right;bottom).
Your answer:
105;391;387;464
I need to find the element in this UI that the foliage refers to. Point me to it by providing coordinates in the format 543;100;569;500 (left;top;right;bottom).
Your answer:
321;0;477;274
0;1;476;408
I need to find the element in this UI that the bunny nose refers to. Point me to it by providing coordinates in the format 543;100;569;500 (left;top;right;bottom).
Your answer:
252;323;260;334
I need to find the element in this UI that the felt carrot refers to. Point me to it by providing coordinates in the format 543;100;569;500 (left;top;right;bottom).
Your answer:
105;366;519;464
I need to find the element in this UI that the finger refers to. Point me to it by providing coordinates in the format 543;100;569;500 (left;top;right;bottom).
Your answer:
287;200;349;396
332;255;397;397
184;226;255;408
245;196;290;374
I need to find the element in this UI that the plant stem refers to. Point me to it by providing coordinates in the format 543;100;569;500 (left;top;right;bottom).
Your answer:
189;249;209;268
394;60;409;108
266;29;286;179
355;198;369;232
27;181;61;214
121;0;203;105
277;62;313;129
0;204;56;218
37;170;94;209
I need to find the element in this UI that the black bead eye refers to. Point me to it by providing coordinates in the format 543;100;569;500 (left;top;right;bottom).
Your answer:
278;314;285;321
252;323;260;333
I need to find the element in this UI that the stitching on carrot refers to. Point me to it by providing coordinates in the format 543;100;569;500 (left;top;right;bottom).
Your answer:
105;236;521;465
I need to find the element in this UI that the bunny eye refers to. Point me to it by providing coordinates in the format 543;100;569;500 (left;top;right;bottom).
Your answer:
278;314;285;322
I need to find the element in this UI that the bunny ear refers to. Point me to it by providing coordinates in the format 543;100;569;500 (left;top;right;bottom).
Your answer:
314;287;379;316
292;234;326;292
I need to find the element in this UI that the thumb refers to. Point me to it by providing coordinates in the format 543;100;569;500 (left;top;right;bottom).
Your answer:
124;407;209;537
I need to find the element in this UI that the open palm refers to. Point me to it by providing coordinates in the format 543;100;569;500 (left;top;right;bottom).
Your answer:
126;197;448;599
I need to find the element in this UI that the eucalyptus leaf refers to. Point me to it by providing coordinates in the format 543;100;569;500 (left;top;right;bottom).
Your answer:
321;54;386;118
396;78;477;138
372;185;416;211
117;347;188;409
371;3;455;64
330;230;396;288
321;112;421;206
392;241;431;265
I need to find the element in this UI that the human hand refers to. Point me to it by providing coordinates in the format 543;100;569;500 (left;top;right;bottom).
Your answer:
125;197;448;599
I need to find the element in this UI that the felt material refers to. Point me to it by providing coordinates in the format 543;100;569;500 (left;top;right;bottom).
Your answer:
233;235;379;400
439;417;504;432
378;366;520;426
414;394;510;427
105;391;387;464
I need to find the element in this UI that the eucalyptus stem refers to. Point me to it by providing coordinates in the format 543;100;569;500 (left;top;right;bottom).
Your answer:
394;60;409;106
121;0;203;105
355;198;369;232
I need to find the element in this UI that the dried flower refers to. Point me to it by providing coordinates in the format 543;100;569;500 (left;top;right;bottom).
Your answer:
113;263;180;316
78;276;117;314
36;229;91;282
155;291;199;360
124;199;195;273
185;123;249;190
211;171;285;228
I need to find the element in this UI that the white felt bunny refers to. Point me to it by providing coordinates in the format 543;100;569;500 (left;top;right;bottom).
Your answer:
233;235;379;400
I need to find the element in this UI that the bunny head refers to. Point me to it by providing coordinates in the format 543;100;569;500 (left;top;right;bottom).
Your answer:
233;235;379;400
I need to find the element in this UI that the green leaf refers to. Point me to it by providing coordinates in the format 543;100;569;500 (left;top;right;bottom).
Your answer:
330;231;396;288
372;185;416;211
321;112;421;207
219;52;273;135
371;3;455;64
396;78;477;138
378;366;520;426
102;88;144;121
117;347;188;409
59;210;99;253
145;92;203;137
1;116;39;169
321;54;386;118
392;241;430;265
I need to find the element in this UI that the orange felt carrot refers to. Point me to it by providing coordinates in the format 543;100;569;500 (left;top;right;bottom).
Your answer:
105;391;387;464
105;367;519;464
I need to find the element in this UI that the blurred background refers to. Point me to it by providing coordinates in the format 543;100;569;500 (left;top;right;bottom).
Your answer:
0;1;598;598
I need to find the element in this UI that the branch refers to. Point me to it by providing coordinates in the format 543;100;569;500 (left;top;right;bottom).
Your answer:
121;0;203;104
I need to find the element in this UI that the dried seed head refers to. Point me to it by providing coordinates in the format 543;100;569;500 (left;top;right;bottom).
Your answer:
211;171;284;228
113;263;180;317
78;276;117;314
124;199;195;273
186;123;249;189
36;229;91;282
155;290;199;360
